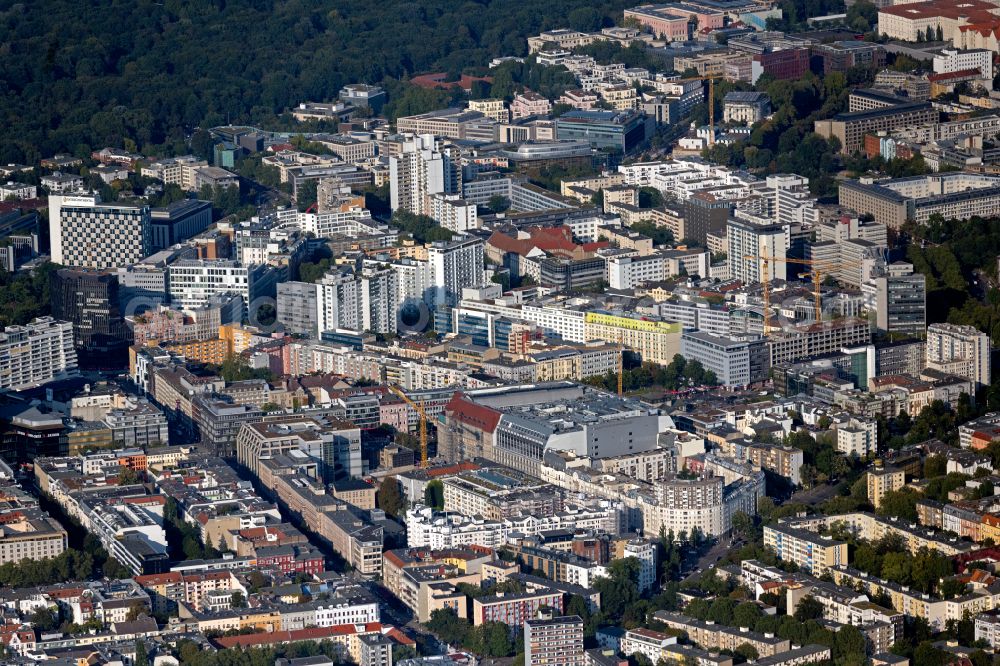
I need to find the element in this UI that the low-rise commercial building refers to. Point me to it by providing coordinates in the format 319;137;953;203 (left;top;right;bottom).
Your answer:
839;172;1000;229
815;103;937;155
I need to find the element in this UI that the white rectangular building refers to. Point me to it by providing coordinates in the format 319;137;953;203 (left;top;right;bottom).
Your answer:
48;195;151;269
390;134;447;216
933;48;993;80
727;218;787;285
0;183;37;200
428;236;485;308
0;317;78;390
926;322;991;387
429;193;479;232
167;260;279;316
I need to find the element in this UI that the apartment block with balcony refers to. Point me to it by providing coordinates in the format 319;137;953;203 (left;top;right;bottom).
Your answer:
763;523;847;575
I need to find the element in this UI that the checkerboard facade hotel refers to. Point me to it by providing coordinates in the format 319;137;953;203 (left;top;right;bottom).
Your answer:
48;195;151;269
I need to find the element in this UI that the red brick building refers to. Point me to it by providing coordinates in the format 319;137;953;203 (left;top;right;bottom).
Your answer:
754;48;810;81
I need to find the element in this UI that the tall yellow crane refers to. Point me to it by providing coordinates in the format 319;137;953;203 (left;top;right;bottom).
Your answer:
388;386;428;468
677;73;724;144
617;333;624;397
741;253;864;335
707;74;721;146
797;261;863;314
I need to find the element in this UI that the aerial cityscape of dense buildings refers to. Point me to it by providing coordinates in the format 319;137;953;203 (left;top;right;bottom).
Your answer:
8;0;1000;664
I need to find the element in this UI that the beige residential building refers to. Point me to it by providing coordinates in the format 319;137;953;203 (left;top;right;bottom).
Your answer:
876;0;1000;43
527;29;598;53
867;465;905;509
511;92;552;120
599;85;639;111
673;53;730;77
331;478;378;510
383;547;492;621
583;314;682;366
926;322;991;387
384;552;494;622
781;512;975;557
259;464;383;576
815;103;938;155
559;173;624;198
654;612;792;658
763;523;848;575
840;172;1000;229
602;185;639;211
0;509;67;566
831;565;992;631
468;99;510;123
651;207;685;241
528;344;620;382
559;89;599;110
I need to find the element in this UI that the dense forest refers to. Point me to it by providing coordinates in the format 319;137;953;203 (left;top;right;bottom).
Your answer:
0;0;637;162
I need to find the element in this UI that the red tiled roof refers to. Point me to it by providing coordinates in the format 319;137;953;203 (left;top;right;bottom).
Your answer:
879;0;998;20
487;231;534;256
0;199;47;214
427;462;480;478
124;495;165;506
928;68;983;82
135;572;182;586
489;225;605;259
410;73;493;91
870;374;918;389
385;626;416;646
383;550;406;568
958;568;996;585
0;624;34;646
445;392;502;433
527;226;591;257
959;23;1000;37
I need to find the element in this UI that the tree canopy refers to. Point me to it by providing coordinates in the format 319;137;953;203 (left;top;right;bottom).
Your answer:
0;0;636;162
391;211;454;244
583;355;719;394
377;477;407;517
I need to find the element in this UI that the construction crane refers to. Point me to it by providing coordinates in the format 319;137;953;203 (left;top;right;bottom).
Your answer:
797;261;863;316
706;74;722;146
388;386;428;469
617;333;624;397
678;73;723;145
741;253;863;335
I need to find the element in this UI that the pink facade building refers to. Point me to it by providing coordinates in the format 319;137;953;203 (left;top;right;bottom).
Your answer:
511;92;553;120
625;4;725;40
625;6;690;40
559;89;599;110
379;399;410;433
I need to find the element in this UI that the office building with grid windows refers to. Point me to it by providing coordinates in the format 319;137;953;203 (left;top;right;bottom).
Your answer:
48;195;151;269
